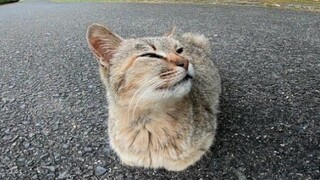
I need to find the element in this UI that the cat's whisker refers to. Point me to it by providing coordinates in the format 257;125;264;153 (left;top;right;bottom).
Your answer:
118;79;139;100
128;81;156;120
127;77;159;103
154;73;186;91
171;80;184;98
133;82;163;118
156;80;173;99
127;77;160;120
159;70;176;78
131;81;165;121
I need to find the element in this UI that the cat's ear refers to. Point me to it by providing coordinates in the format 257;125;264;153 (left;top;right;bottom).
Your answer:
164;26;176;38
87;24;123;67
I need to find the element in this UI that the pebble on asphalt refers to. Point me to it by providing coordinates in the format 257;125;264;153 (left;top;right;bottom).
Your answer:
95;166;107;176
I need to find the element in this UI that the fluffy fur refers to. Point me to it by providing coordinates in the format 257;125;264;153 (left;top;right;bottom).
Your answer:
87;24;221;171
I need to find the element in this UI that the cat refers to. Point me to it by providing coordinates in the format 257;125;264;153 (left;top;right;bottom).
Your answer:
86;24;221;171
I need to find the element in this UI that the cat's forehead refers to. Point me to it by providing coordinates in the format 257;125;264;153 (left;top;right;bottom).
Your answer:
124;37;181;51
143;37;179;46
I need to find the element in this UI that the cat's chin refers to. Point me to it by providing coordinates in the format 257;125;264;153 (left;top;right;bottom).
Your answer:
167;79;192;98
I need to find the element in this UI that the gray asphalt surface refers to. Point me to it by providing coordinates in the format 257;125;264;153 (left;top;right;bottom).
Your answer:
1;0;320;179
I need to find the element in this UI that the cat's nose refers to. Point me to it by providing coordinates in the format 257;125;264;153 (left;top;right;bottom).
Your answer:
175;59;189;70
167;53;189;70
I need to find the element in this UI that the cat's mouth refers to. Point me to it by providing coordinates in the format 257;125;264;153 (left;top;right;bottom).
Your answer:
180;74;193;82
156;74;192;90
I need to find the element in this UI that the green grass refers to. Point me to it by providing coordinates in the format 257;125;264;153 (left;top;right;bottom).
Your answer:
258;0;320;11
51;0;320;3
260;0;319;3
51;0;320;12
52;0;219;2
0;0;19;4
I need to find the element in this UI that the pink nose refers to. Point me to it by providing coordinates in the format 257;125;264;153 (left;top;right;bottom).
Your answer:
166;53;189;70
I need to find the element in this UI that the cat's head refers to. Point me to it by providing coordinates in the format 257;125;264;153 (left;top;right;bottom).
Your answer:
87;24;194;105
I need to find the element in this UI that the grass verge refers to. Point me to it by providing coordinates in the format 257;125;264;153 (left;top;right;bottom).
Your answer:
0;0;19;5
51;0;320;12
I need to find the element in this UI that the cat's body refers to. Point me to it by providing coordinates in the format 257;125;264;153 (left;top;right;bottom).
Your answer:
87;24;221;171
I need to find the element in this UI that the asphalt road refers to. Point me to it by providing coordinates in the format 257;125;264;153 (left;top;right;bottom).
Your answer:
1;0;319;179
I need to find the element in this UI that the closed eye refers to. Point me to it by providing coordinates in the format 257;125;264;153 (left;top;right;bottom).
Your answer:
139;53;164;59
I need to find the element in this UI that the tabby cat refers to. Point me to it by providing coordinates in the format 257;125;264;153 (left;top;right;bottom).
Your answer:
86;24;221;171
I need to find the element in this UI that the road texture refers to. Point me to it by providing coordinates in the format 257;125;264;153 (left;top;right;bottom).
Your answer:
0;0;319;179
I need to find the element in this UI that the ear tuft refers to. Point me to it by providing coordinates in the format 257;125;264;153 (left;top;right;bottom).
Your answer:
164;26;176;38
86;24;123;67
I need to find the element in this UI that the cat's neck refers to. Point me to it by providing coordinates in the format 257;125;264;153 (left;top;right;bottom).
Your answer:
109;96;190;123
